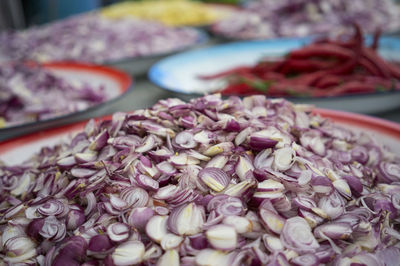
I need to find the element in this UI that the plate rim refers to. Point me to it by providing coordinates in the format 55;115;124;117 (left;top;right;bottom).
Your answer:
1;108;399;157
0;62;133;132
148;36;400;100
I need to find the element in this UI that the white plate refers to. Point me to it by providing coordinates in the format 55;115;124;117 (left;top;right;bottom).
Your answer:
149;36;400;114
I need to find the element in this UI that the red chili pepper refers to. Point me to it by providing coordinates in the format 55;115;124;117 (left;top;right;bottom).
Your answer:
314;75;342;89
358;58;382;76
204;24;398;98
258;72;285;81
197;66;251;80
221;83;256;95
290;71;327;86
361;48;392;78
320;81;376;97
288;44;355;60
385;63;400;79
371;28;382;50
278;59;336;74
268;84;313;97
252;60;284;74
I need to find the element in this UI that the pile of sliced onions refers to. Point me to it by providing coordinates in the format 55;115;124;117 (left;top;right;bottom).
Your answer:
1;94;400;265
0;13;202;63
0;63;107;127
212;0;400;39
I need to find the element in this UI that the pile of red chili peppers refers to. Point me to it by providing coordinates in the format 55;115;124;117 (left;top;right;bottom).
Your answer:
201;25;400;97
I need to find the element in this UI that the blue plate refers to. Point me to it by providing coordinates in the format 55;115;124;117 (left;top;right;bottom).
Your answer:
149;36;400;114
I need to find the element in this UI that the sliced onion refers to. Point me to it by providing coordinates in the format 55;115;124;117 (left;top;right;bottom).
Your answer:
128;207;154;231
291;253;319;266
112;240;145;266
235;156;254;181
89;130;109;151
199;167;230;192
203;142;234;156
263;235;284;252
168;203;205;236
208;195;246;216
223;216;252;234
71;168;98;178
37;199;66;217
223;180;256;199
249;130;278;150
74;152;97;163
259;207;286;234
378;162;400;183
314;222;353;240
206;155;229;169
293;195;316;211
66;208;85;230
254;149;273;170
333;179;352;199
195;249;236;266
39;216;66;242
146;215;168;243
120;187;149;208
157;249;180;266
318;192;345;219
160;233;184;250
280;217;319;252
174;131;197;149
136;174;159;191
3;236;37;263
206;224;237;250
107;223;130;242
88;234;113;252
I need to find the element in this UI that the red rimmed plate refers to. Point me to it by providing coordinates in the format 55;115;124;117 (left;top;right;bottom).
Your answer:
0;62;133;141
1;109;399;166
